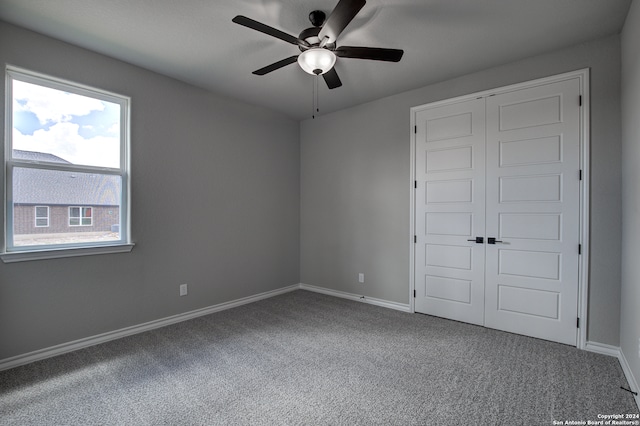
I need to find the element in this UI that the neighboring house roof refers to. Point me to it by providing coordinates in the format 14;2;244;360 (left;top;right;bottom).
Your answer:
12;150;121;206
13;149;72;164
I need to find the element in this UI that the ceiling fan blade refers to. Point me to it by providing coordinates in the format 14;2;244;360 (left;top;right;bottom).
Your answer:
318;0;366;44
322;67;342;89
335;46;404;62
252;56;299;75
233;15;310;48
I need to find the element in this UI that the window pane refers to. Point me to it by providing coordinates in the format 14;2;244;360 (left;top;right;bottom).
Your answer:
35;206;48;228
35;206;47;217
12;80;121;169
12;167;121;247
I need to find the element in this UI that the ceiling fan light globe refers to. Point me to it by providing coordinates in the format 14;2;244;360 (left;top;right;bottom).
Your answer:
298;48;336;75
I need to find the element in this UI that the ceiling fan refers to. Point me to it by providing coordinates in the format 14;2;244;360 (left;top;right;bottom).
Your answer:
232;0;404;89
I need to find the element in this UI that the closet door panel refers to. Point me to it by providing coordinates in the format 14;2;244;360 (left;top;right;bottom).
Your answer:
414;99;486;325
484;78;581;345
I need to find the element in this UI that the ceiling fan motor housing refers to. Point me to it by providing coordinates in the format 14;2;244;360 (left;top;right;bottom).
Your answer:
298;26;335;51
309;10;326;27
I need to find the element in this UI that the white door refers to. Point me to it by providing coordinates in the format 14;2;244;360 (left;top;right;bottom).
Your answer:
414;98;486;326
484;78;581;345
414;76;582;345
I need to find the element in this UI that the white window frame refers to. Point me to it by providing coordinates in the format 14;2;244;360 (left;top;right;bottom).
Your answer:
69;206;93;227
2;66;134;262
35;205;49;228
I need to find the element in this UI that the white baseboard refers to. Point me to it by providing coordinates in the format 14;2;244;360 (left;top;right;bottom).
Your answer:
0;283;408;372
0;284;300;372
619;348;640;409
584;341;622;357
585;341;639;410
299;283;411;312
4;282;636;412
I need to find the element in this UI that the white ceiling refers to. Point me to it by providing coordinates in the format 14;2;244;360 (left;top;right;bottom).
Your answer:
0;0;632;121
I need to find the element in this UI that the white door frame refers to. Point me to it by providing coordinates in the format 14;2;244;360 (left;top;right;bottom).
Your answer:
409;69;590;349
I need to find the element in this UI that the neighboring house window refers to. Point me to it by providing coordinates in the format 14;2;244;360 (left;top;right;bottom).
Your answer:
69;207;92;227
3;66;130;255
35;206;49;227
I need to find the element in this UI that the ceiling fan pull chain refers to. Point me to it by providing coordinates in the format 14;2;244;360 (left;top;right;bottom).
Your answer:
312;75;316;119
316;74;320;115
312;73;321;119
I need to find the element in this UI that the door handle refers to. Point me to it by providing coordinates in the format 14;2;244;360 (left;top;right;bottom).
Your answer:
467;237;484;243
487;237;503;244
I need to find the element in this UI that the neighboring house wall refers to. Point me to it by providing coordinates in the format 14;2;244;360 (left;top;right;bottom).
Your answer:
10;155;122;236
13;205;120;234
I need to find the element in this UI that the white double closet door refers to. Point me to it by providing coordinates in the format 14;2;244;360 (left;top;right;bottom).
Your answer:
414;75;582;346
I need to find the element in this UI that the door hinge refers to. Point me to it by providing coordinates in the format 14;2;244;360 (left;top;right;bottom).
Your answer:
414;125;417;134
414;235;417;244
579;95;582;106
579;170;583;180
414;180;417;189
578;244;582;255
413;290;416;298
577;318;580;328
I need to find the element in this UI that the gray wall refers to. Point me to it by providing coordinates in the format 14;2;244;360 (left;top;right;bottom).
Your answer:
301;35;622;346
0;17;629;362
0;21;300;360
621;0;640;395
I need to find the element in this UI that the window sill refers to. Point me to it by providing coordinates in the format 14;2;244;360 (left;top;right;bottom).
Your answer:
1;243;135;263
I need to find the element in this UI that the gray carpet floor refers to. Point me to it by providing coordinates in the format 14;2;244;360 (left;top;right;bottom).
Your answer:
0;290;638;425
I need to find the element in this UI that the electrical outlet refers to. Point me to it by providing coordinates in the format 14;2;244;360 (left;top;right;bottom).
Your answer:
179;284;188;296
358;273;365;283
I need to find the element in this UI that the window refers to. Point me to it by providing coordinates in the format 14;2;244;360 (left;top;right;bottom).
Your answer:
35;206;49;227
69;207;92;227
3;66;132;260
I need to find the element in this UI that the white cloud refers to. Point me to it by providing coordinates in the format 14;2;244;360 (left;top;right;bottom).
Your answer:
12;79;120;169
13;80;104;124
106;123;119;135
13;123;120;169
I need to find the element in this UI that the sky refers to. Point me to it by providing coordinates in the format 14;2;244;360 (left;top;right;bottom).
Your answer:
12;79;121;169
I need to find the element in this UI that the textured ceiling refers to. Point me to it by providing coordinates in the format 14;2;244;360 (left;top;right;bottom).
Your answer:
0;0;632;121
